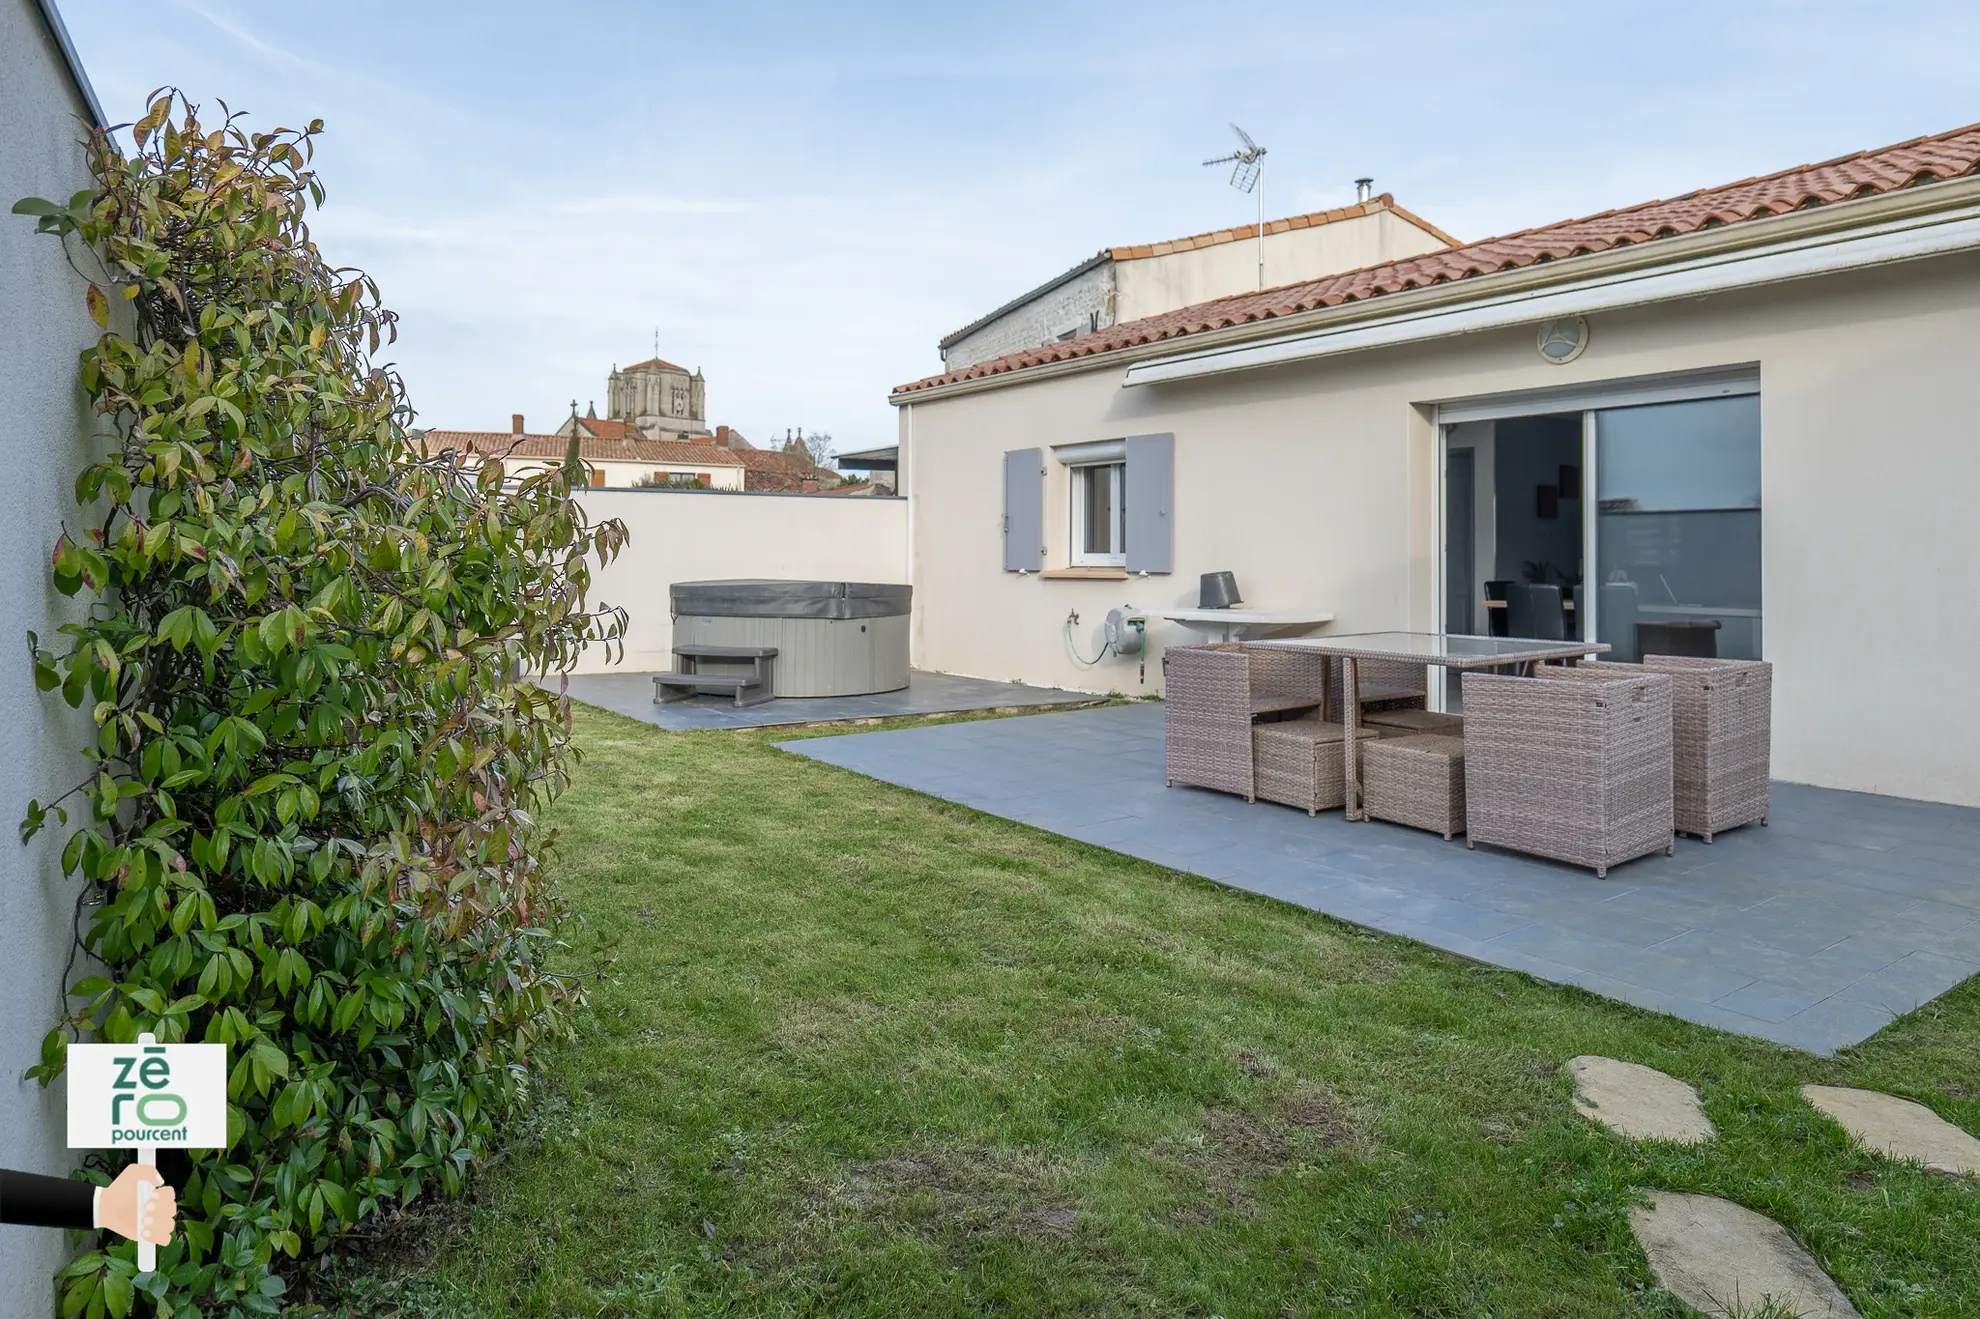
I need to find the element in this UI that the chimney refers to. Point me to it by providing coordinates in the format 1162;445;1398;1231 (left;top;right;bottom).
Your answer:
1355;178;1374;204
512;413;525;434
716;424;731;447
800;477;819;494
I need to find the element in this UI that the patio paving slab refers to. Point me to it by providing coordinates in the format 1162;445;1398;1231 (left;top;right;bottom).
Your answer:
554;668;1099;730
780;703;1980;1054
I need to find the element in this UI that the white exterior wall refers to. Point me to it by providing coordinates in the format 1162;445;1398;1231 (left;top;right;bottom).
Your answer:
902;250;1980;806
570;488;908;673
1113;209;1452;323
0;0;106;1307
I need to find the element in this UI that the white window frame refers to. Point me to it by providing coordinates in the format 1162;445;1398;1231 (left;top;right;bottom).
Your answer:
1069;460;1126;566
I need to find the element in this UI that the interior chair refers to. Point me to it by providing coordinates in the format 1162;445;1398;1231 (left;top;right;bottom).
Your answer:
1483;580;1514;638
1598;581;1641;662
1504;583;1566;641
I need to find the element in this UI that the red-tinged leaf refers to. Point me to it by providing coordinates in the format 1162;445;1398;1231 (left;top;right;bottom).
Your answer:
86;284;108;328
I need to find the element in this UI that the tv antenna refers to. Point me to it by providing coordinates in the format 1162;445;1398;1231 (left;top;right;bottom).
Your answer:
1204;123;1268;290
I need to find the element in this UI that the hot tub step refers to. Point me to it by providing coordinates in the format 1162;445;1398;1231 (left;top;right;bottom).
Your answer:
652;670;775;708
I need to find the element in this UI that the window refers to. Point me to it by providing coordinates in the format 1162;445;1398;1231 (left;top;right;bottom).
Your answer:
1070;461;1126;565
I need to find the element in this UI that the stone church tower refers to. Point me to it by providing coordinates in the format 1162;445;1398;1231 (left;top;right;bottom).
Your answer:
606;357;708;440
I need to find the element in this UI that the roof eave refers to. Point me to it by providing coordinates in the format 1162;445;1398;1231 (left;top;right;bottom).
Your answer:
34;0;106;128
938;250;1112;351
892;174;1980;406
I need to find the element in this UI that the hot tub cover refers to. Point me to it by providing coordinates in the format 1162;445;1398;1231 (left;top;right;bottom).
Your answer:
670;579;912;621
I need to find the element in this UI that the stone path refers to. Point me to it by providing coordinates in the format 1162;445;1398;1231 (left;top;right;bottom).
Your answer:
1802;1084;1980;1177
1568;1059;1863;1315
1566;1062;1980;1312
1629;1191;1860;1318
1569;1056;1716;1144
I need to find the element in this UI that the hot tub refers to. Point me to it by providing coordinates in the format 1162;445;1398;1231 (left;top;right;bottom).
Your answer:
669;579;911;697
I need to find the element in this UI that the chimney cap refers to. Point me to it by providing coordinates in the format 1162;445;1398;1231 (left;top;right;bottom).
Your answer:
1354;177;1374;203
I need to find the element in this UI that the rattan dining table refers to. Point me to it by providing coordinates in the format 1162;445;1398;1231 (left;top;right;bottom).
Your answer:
1244;632;1609;820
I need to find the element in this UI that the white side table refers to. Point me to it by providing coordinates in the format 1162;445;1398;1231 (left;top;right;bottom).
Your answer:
1158;608;1336;644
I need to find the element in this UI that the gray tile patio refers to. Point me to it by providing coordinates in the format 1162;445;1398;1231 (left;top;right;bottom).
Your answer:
780;703;1980;1055
554;668;1099;731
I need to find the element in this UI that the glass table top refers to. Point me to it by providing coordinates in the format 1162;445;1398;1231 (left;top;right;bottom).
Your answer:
1244;631;1608;666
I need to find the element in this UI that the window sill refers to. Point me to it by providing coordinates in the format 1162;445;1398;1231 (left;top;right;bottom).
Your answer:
1038;566;1128;580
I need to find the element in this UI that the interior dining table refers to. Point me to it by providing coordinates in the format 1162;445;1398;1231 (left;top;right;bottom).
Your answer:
1243;631;1609;820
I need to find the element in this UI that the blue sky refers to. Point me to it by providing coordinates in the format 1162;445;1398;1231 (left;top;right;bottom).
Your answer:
58;1;1980;457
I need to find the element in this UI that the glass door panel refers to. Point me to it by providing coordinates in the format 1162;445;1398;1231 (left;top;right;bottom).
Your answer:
1593;395;1762;661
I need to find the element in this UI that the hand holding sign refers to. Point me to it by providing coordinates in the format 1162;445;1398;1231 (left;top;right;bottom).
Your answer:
67;1032;225;1274
99;1164;177;1248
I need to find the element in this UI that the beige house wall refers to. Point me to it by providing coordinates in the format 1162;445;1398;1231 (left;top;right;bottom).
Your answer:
900;250;1980;806
568;488;908;673
1112;210;1453;324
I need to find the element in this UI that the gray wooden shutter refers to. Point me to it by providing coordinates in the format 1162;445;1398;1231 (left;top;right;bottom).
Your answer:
1002;448;1044;572
1124;432;1174;573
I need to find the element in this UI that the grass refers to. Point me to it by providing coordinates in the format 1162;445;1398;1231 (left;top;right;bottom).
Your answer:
322;705;1980;1318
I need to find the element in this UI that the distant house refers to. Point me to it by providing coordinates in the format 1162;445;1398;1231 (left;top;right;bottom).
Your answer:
423;416;747;489
733;439;841;493
835;444;898;492
937;188;1455;371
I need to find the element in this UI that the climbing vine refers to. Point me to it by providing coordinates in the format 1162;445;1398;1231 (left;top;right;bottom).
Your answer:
15;91;624;1316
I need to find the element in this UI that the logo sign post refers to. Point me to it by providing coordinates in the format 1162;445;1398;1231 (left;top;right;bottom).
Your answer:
67;1033;226;1272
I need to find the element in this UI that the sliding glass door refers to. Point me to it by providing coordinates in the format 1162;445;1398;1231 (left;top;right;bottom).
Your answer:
1591;395;1762;661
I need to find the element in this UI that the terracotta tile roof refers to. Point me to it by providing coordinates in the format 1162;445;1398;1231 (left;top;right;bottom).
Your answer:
899;121;1980;396
1106;194;1456;260
422;431;744;466
575;416;632;440
621;357;689;372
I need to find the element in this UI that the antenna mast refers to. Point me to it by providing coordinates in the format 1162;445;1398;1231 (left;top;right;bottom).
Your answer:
1203;124;1269;290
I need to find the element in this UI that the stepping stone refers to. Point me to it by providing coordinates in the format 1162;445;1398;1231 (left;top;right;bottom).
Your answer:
1802;1084;1980;1177
1629;1191;1860;1319
1568;1056;1715;1144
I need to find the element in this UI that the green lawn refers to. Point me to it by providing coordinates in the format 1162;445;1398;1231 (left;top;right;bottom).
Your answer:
327;705;1980;1318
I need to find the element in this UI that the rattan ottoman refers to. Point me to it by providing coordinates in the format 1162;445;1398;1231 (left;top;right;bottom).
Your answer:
1537;657;1771;843
1362;733;1466;839
1252;717;1379;816
1364;709;1464;738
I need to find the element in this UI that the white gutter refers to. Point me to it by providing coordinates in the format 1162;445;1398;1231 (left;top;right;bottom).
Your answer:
1123;201;1980;387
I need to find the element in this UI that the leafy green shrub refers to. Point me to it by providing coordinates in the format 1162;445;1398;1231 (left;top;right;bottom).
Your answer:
15;92;625;1317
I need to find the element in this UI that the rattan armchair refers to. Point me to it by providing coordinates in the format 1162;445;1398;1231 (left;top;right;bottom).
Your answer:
1461;669;1675;877
1162;644;1327;802
1536;657;1771;843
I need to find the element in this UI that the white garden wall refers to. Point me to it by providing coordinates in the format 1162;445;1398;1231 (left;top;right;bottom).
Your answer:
569;488;908;674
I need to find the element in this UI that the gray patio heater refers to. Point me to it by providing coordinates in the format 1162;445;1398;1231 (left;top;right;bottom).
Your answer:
1200;571;1242;610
